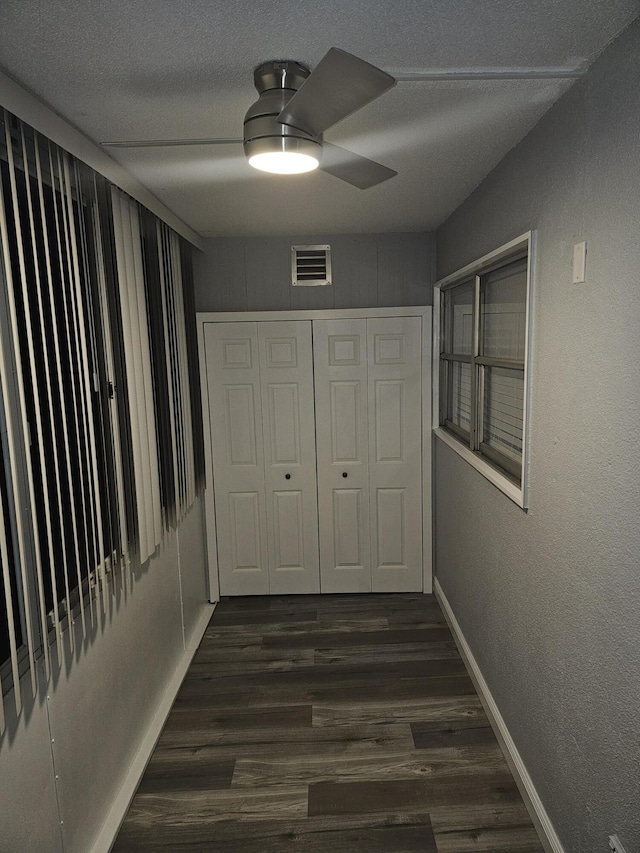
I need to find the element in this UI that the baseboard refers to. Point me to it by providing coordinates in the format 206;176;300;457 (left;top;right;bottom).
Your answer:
90;602;215;853
434;578;565;853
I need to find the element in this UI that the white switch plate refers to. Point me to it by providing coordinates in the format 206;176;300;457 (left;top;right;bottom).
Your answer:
573;240;587;283
609;834;628;853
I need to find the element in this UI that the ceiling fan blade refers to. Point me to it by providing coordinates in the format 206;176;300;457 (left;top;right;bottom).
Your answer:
319;142;397;190
101;137;244;148
278;48;396;137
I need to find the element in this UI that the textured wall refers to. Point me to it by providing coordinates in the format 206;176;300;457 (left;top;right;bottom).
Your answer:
0;499;210;853
193;232;435;312
435;20;640;853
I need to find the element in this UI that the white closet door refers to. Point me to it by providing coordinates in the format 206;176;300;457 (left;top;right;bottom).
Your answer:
314;319;371;592
258;321;320;594
367;317;423;591
204;322;269;595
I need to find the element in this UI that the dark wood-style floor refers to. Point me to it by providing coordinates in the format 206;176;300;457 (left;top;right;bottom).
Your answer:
113;593;544;852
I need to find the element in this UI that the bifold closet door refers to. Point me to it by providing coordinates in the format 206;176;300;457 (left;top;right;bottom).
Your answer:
205;320;319;595
205;322;268;595
314;317;423;593
367;316;422;591
258;321;319;594
313;319;372;592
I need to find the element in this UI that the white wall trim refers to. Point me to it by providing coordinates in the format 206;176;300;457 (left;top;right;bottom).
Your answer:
197;317;220;602
89;603;215;853
434;578;565;853
421;308;433;593
433;427;524;507
435;231;532;289
197;306;430;324
0;69;203;250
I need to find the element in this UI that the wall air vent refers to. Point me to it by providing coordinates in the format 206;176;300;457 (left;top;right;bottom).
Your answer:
291;244;332;286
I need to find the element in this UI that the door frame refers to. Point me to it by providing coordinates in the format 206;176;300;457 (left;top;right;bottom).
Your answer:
197;306;433;601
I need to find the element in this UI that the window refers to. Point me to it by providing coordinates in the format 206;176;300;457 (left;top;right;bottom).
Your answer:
0;108;205;731
0;111;132;696
139;210;205;529
434;233;533;507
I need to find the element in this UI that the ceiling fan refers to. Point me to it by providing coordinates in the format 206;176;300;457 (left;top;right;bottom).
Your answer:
102;48;399;190
101;48;583;189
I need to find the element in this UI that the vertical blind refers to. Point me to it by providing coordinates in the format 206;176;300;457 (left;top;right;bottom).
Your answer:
111;190;162;564
0;109;204;731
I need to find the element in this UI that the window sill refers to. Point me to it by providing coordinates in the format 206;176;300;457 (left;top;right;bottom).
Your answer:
433;426;526;508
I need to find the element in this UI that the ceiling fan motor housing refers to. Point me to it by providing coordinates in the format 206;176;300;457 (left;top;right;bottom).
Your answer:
243;60;322;164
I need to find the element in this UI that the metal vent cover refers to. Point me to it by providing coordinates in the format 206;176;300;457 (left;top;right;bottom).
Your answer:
291;244;332;286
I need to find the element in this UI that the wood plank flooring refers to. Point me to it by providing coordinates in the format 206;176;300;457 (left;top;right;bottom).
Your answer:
113;593;544;852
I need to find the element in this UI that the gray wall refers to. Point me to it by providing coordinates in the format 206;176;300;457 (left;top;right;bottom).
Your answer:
435;19;640;853
0;499;209;853
193;232;435;312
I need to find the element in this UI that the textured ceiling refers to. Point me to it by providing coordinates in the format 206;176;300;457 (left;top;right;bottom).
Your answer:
0;0;638;236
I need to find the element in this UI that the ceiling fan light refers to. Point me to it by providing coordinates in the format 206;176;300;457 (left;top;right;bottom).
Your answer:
244;132;322;176
248;150;319;174
244;65;323;177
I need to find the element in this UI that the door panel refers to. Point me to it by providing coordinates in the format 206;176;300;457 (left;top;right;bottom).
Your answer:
224;385;259;465
374;380;404;461
333;488;366;569
272;490;304;569
330;381;362;462
314;319;371;592
258;321;320;594
375;488;406;565
205;322;268;595
268;384;300;464
229;491;262;570
367;317;422;591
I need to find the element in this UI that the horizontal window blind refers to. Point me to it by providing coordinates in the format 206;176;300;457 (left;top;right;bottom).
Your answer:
482;367;524;462
479;263;526;469
450;361;472;434
439;252;529;487
0;109;205;732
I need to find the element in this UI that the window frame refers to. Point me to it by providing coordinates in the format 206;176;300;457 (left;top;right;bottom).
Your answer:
433;232;534;508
